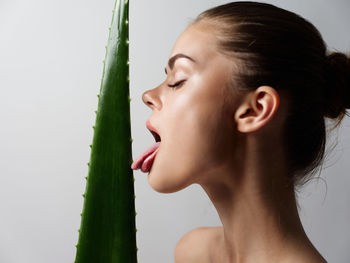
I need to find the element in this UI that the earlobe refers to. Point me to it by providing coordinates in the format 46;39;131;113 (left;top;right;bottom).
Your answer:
235;86;279;133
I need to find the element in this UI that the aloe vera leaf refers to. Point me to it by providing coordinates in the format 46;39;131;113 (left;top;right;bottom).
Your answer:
74;0;137;262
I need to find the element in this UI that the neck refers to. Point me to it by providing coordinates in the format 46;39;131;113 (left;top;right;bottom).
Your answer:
197;135;321;263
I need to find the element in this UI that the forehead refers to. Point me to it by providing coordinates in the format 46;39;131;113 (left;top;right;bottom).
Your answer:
168;24;219;64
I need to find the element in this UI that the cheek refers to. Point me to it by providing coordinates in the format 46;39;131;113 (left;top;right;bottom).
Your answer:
150;103;231;191
189;86;231;163
161;74;230;163
180;89;227;159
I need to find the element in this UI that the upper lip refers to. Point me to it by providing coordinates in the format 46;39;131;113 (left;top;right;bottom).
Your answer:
146;119;161;142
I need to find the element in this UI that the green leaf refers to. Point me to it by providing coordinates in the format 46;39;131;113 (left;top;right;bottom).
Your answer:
75;0;137;262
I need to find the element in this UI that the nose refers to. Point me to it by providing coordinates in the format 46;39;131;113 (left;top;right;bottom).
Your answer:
142;88;161;110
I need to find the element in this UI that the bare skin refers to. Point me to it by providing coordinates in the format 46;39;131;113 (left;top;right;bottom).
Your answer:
142;22;327;263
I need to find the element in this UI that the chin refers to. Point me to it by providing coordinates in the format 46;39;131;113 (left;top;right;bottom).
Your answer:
148;169;193;194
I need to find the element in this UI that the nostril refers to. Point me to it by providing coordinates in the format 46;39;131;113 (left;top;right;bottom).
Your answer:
142;88;161;110
142;91;154;108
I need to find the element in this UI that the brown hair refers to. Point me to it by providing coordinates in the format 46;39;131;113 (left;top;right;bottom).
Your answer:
191;1;350;188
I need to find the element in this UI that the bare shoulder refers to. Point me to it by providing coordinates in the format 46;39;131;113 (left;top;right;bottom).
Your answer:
174;226;222;263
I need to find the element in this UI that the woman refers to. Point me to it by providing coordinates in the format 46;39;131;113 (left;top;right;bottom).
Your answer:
131;2;350;262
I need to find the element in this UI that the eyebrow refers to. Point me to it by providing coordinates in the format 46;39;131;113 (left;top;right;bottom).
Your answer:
164;53;196;75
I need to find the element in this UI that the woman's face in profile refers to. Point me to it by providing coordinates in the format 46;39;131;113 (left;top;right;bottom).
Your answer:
142;23;238;193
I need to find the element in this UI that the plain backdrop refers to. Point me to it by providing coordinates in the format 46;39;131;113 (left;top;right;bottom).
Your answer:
0;0;349;262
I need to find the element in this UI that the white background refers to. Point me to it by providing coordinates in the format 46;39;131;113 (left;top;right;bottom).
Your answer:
0;0;349;262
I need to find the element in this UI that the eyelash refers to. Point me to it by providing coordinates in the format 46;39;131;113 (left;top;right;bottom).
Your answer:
168;80;186;89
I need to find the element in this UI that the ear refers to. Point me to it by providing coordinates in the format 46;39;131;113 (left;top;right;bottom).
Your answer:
235;86;280;133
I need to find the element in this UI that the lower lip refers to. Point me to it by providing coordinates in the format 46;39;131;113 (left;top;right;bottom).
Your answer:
141;147;160;173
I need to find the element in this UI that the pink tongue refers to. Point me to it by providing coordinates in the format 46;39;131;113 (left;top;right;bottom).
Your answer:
131;142;161;171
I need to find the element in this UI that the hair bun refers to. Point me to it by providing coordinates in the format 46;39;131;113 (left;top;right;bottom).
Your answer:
323;52;350;119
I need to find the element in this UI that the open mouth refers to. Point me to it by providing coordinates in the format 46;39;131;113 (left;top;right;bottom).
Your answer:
150;130;161;142
131;121;162;172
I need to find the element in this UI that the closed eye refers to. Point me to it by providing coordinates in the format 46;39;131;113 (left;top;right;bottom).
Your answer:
168;80;186;88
